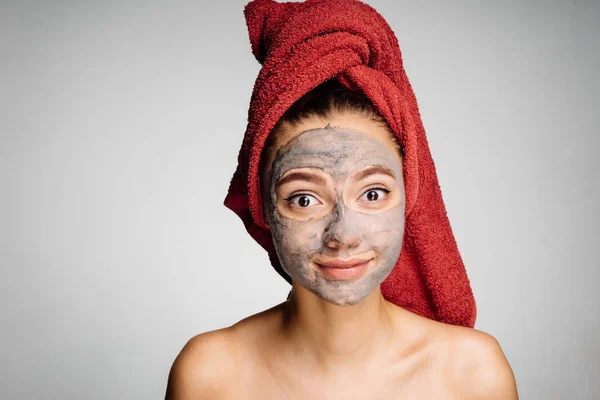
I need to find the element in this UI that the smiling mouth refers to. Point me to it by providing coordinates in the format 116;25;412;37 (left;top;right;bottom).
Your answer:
313;256;374;281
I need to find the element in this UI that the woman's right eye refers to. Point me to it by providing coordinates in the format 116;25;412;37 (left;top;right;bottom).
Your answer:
286;194;321;208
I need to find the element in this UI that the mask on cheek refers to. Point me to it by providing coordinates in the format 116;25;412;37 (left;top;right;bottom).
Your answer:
266;127;405;306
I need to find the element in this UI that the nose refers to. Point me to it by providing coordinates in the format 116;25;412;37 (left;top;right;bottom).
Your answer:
322;204;362;250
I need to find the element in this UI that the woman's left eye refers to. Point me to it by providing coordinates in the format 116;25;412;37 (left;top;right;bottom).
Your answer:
359;188;389;202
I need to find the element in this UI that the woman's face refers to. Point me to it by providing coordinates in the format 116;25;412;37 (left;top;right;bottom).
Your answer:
264;115;405;306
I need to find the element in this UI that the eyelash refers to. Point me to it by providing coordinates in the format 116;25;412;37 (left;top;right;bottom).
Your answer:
363;185;391;195
284;192;313;202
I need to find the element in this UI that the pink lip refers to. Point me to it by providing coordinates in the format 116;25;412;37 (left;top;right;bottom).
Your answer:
314;257;374;281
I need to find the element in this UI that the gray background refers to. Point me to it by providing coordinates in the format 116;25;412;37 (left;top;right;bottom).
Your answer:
1;0;598;399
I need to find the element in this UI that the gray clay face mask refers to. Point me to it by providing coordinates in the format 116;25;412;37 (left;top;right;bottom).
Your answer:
266;127;406;306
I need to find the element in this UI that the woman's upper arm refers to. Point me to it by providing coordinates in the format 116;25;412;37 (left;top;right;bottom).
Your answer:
165;331;236;400
456;330;519;400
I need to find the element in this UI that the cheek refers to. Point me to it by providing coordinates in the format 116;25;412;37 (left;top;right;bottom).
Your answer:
357;206;405;253
269;214;324;263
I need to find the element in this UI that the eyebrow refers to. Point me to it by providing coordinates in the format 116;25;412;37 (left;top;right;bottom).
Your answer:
352;165;396;181
276;171;327;187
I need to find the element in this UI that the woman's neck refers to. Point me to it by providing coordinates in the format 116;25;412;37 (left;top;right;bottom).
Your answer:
280;282;397;372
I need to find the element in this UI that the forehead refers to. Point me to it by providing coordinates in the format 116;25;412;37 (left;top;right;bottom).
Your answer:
272;127;402;180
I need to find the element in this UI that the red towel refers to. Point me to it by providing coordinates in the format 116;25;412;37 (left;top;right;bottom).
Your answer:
224;0;477;327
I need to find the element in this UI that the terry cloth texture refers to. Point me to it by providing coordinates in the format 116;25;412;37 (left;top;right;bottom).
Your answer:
224;0;477;328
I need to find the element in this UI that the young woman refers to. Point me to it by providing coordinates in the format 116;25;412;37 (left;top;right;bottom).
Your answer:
166;1;518;398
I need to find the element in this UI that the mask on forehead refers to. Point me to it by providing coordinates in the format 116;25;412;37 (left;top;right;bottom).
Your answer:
266;127;405;306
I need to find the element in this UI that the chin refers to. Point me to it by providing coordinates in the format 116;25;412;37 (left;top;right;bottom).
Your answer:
325;296;366;307
310;285;372;306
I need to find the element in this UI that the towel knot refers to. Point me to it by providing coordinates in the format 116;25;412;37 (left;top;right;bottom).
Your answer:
244;0;405;82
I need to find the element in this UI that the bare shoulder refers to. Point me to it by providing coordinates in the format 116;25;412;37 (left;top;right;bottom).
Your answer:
165;304;285;399
444;325;519;399
165;327;240;399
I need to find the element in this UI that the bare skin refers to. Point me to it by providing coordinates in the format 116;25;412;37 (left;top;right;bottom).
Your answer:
165;115;519;399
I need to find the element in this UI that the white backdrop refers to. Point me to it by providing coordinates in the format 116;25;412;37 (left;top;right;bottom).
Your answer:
1;1;598;398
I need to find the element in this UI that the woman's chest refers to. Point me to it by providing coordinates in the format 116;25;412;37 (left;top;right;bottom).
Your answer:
235;361;462;399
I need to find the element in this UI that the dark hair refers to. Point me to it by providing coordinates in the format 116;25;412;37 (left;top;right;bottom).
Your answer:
272;78;398;139
278;79;388;125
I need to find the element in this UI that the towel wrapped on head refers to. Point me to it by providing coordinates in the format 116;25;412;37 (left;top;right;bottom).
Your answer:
224;0;477;328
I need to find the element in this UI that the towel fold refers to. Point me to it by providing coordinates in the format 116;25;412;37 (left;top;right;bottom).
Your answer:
224;0;476;327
